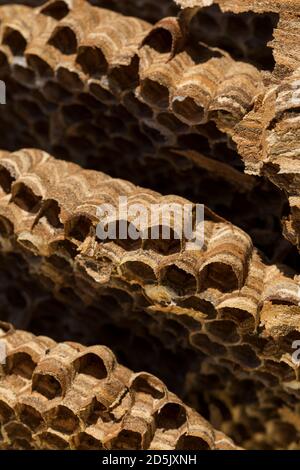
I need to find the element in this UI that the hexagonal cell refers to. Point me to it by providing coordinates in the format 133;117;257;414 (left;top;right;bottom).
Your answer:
160;265;197;296
229;345;261;370
156;402;187;430
47;405;80;434
205;320;240;345
73;432;104;450
176;433;211;450
32;372;63;400
7;352;36;379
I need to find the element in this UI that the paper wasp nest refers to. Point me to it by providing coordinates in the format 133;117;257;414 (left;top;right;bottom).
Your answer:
0;0;299;451
0;322;240;450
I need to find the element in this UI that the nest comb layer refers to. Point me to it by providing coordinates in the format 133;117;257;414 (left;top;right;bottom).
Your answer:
0;149;300;448
0;2;299;263
0;1;178;23
0;252;298;450
0;321;241;450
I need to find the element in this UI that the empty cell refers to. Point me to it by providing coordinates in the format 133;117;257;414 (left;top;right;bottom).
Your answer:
264;360;295;382
120;260;157;283
176;434;211;450
110;429;142;450
49;26;78;55
0;400;15;424
109;56;140;91
65;214;92;242
176;314;201;331
200;262;239;292
205;320;240;344
255;371;279;387
270;421;297;447
12;65;35;85
7;352;36;379
3;421;32;443
122;92;153;119
89;82;115;104
74;432;103;450
32;372;63;399
178;297;217;318
161;265;197;296
76;46;108;76
143;27;173;54
40;0;70;20
17;404;44;431
0;166;14;193
131;374;165;399
220;307;255;331
143;232;181;255
164;318;187;339
37;199;63;229
16;100;44;121
26;54;53;77
36;431;69;450
42;81;72;104
3;28;27;55
140;78;170;108
56;67;83;91
172;97;206;125
11;183;42;213
157;112;188;133
230;345;261;369
190;333;227;357
48;405;79;434
73;352;108;380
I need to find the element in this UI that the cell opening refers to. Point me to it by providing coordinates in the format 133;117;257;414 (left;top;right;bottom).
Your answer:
140;78;170;108
230;345;261;369
176;434;211;450
40;1;70;20
161;265;197;296
156;402;187;430
48;405;79;434
76;46;108;76
7;352;36;379
26;54;53;77
172;96;205;125
200;262;238;292
75;432;103;450
110;430;142;450
18;404;44;431
143;27;173;54
11;183;42;213
3;28;26;55
32;372;63;399
120;260;156;283
0;166;14;193
65;214;92;242
73;352;108;380
49;26;78;55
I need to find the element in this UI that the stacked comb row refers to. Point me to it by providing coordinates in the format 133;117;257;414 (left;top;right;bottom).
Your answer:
0;0;300;451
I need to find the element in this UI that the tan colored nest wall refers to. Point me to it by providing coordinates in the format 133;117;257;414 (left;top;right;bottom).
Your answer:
0;149;299;448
